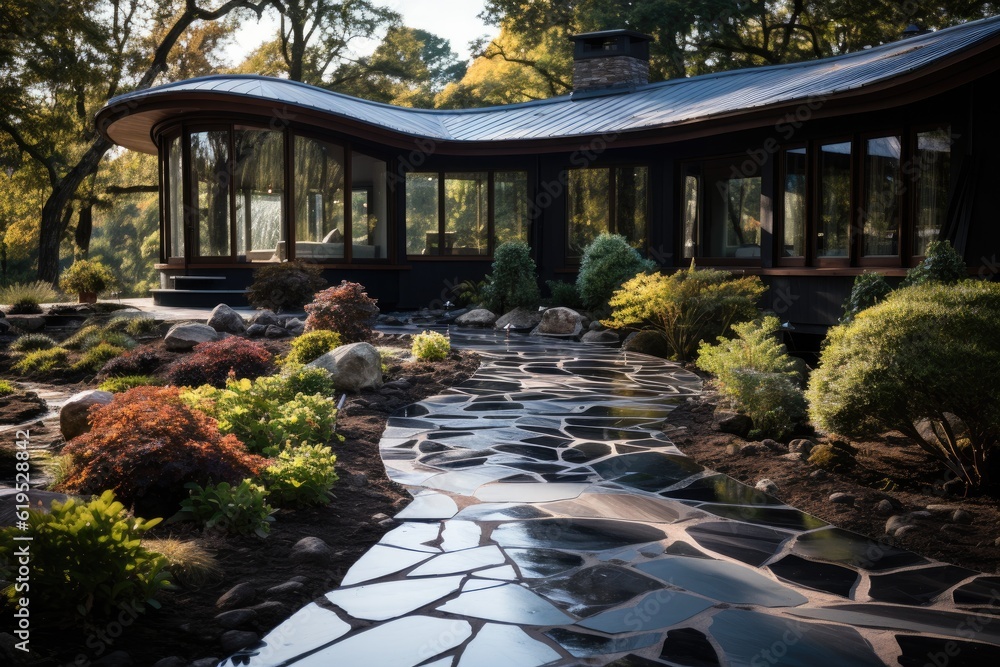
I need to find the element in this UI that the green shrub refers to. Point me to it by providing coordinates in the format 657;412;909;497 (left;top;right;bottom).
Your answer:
81;330;136;352
728;369;807;440
264;444;339;506
246;260;328;312
59;259;117;295
483;241;540;314
0;491;170;625
697;317;801;380
807;443;855;473
106;315;160;337
0;281;60;314
274;363;337;398
577;234;657;312
903;239;967;286
12;347;69;375
411;330;450;361
283;330;342;365
304;280;379;343
450;278;489;308
807;281;1000;491
99;375;164;393
840;272;893;324
9;333;58;353
546;279;583;310
62;324;104;350
72;342;127;373
176;479;274;537
603;261;766;361
0;379;16;396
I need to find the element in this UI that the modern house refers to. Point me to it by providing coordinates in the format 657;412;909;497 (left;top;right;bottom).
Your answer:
96;17;1000;332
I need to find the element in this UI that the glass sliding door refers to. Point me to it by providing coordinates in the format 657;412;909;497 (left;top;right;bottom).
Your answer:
235;129;284;262
352;152;388;260
913;128;951;256
294;135;345;261
862;136;901;257
167;136;184;260
190;130;232;259
817;142;852;258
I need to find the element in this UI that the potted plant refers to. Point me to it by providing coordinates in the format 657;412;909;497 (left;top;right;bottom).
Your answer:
59;259;117;304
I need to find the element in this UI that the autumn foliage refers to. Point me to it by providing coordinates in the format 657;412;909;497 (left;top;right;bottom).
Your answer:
59;386;266;516
167;336;274;388
304;280;379;343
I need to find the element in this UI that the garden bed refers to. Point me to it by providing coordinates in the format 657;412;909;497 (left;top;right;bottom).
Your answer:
667;391;1000;575
2;335;480;667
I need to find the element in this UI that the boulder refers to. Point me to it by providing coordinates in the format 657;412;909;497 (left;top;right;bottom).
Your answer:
306;342;383;392
207;304;247;335
220;630;259;655
581;329;619;344
284;317;305;335
623;330;672;358
164;323;220;351
441;307;469;323
60;390;114;441
8;316;45;332
246;324;267;337
264;325;288;339
494;307;542;332
290;536;333;565
755;479;779;494
534;307;584;337
249;310;280;327
788;439;815;456
717;412;752;438
456;308;497;327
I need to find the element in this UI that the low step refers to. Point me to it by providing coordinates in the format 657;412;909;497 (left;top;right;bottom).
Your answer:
152;289;248;308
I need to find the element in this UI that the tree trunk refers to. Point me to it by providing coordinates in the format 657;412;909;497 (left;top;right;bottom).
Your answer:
75;203;94;256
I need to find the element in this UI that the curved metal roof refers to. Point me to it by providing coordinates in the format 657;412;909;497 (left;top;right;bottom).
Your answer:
98;15;1000;154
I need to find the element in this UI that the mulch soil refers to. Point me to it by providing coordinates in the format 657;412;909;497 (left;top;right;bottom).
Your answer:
666;387;1000;575
3;334;480;667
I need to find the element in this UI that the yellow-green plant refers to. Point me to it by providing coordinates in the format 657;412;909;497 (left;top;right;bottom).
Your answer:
59;259;117;295
9;333;57;353
99;375;164;393
264;443;339;506
0;281;60;314
603;261;765;361
0;491;170;626
0;379;16;396
176;479;274;537
12;347;69;375
411;330;450;361
72;342;128;373
283;329;342;365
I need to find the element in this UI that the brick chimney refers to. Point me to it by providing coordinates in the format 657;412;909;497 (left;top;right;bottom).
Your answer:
570;30;653;98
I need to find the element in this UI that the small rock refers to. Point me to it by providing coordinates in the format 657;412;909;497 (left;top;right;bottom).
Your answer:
289;575;309;584
216;582;257;610
350;473;368;487
220;630;259;654
250;601;287;624
284;317;305;335
926;504;961;513
151;657;187;667
264;324;288;338
215;608;257;629
207;304;247;335
249;310;281;327
246;323;267;337
943;478;966;496
371;513;390;522
740;443;768;456
382;315;404;326
724;443;741;456
895;525;920;539
383;379;411;390
829;492;855;506
952;509;973;524
876;499;895;515
809;469;828;480
93;652;132;667
788;439;814;455
580;329;619;344
456;308;497;327
589;320;604;331
265;581;304;597
994;537;1000;548
779;453;802;461
885;515;914;537
755;479;779;494
761;439;787;453
190;659;220;667
164;322;220;351
60;389;114;441
378;518;395;527
717;412;752;438
291;536;333;565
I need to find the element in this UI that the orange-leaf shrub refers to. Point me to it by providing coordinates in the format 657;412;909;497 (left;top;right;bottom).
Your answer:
304;280;379;343
167;336;273;388
59;386;267;517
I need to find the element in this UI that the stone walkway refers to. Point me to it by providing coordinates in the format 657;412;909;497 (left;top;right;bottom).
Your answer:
220;331;1000;667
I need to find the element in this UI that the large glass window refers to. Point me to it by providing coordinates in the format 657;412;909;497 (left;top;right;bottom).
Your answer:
406;173;439;255
682;169;699;259
494;171;529;245
817;142;852;258
352;152;388;259
913;128;951;256
782;148;807;258
294;136;345;261
683;159;761;259
235;129;284;262
168;136;184;259
862;136;901;257
567;166;647;256
444;172;488;256
190;130;232;258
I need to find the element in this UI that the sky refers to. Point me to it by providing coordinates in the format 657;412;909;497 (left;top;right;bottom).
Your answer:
227;0;497;66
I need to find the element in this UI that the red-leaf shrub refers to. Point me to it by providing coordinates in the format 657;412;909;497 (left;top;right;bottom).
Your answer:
304;280;379;343
167;337;274;388
98;348;163;378
59;386;266;517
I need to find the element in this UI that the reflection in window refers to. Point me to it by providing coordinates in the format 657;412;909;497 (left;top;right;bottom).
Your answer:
863;136;901;257
682;169;699;259
782;148;807;257
352;152;387;259
235;129;284;262
818;142;852;258
294;136;345;261
168;136;184;258
444;172;488;256
406;173;439;255
190;131;231;258
616;166;648;251
914;128;951;256
699;161;761;258
494;171;529;245
567;168;610;255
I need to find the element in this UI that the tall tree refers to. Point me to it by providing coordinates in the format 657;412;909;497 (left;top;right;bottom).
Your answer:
0;0;269;284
